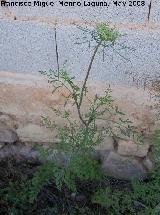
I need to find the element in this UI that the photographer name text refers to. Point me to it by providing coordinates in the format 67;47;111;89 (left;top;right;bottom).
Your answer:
0;1;146;8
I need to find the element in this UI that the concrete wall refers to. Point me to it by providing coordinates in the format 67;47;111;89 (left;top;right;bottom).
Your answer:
0;0;160;83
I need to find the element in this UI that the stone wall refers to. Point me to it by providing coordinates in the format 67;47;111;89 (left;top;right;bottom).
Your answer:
0;72;157;180
0;110;155;180
0;1;159;179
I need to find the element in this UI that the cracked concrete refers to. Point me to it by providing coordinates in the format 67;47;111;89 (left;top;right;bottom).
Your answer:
0;0;159;96
0;0;151;23
0;21;159;84
149;0;160;23
147;0;153;21
0;0;159;31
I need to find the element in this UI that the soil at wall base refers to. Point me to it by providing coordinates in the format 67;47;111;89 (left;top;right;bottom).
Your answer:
0;156;132;215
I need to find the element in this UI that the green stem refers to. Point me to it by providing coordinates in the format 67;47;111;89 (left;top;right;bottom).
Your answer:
77;40;102;127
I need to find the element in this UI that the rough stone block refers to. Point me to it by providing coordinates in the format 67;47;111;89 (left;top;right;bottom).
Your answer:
94;136;114;160
16;124;57;143
0;124;18;143
102;151;147;180
118;139;149;157
143;158;154;170
151;120;160;132
95;136;114;151
0;113;17;129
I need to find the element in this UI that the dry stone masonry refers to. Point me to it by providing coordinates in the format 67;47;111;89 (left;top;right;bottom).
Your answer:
0;111;154;180
0;73;158;180
0;1;159;179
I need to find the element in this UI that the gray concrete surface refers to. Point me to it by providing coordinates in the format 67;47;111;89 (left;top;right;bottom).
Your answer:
0;20;56;74
2;0;150;24
150;0;160;23
0;0;160;84
0;19;160;84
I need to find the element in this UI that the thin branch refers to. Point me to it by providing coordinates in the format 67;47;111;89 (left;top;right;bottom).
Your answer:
73;94;87;126
54;24;60;79
79;40;102;108
72;40;102;128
